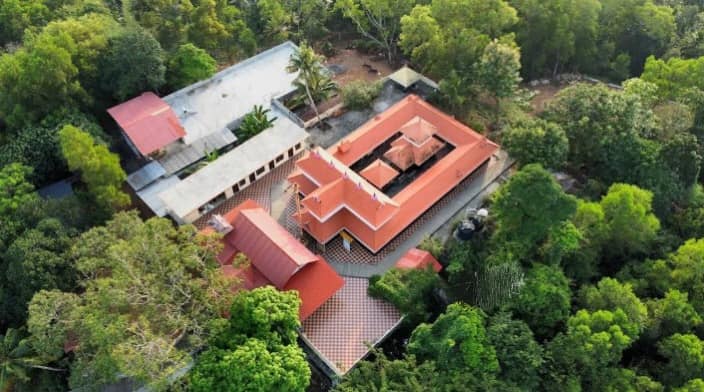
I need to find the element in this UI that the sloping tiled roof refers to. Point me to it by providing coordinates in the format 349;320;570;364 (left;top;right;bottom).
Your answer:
395;248;442;272
290;95;499;253
285;258;344;320
107;92;185;155
360;159;399;189
398;116;436;145
203;200;344;320
231;207;317;288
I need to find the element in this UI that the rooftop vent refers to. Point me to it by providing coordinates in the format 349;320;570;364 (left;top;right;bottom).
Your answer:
208;214;233;234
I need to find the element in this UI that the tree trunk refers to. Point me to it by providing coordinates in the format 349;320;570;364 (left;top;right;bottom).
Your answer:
304;83;321;126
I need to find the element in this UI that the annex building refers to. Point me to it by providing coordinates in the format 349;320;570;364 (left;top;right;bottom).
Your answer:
202;199;344;320
289;95;499;253
108;41;307;224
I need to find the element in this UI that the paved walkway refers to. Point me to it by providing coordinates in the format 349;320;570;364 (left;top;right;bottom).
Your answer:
329;150;514;278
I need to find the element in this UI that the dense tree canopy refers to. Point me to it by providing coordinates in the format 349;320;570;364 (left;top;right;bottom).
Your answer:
26;212;233;390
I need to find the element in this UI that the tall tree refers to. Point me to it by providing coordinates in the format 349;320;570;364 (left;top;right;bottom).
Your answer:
336;0;417;63
399;0;517;77
486;313;544;390
26;212;233;390
578;278;649;334
509;264;571;339
59;125;129;210
501;118;568;169
286;43;336;123
167;43;217;89
99;27;165;100
511;0;601;78
1;219;76;327
0;31;85;129
491;163;577;247
600;183;660;257
0;0;50;46
190;287;309;392
408;303;499;380
475;39;522;119
658;333;704;388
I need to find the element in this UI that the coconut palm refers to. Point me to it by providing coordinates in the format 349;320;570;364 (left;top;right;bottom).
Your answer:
0;328;64;391
287;43;337;124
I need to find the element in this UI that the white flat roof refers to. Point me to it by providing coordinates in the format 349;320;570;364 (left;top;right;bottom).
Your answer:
136;175;182;217
158;112;308;219
163;41;300;145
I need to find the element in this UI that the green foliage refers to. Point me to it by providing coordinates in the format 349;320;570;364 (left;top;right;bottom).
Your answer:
491;163;577;247
509;264;571;339
220;287;300;348
166;43;217;89
336;0;417;62
188;340;309;392
486;313;543;390
341;80;382;110
476;39;522;106
399;0;517;78
237;105;277;140
646;290;702;341
0;30;86;129
545;309;637;390
562;201;608;283
287;42;336;119
600;183;660;256
0;328;55;391
418;235;444;259
190;287;309;392
675;379;704;392
408;303;499;378
512;0;601;78
0;0;51;45
99;27;165;100
578;278;649;334
0;109;106;186
58;125;129;210
334;351;440;392
0;164;36;218
501;118;568;169
26;212;233;390
2;219;76;327
658;333;704;388
368;267;442;325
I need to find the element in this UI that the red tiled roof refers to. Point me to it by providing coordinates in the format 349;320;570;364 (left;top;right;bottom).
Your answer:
203;199;344;320
290;95;498;253
107;92;185;155
285;257;344;319
395;248;442;272
231;208;317;288
360;159;399;189
399;116;436;145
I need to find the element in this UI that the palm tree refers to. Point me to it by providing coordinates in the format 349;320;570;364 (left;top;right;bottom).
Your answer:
0;329;64;391
238;105;277;140
287;42;337;125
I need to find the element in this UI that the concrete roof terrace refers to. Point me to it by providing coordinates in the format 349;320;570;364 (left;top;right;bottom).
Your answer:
163;41;300;145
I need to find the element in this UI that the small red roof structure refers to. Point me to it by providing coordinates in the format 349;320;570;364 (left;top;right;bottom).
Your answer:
289;95;498;253
202;200;344;320
107;92;185;156
360;159;399;189
395;248;442;272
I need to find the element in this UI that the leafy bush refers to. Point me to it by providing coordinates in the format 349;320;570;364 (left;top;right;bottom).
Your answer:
368;267;442;325
418;235;444;259
341;80;382;110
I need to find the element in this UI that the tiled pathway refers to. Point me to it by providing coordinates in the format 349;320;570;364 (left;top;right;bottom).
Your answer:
301;277;402;374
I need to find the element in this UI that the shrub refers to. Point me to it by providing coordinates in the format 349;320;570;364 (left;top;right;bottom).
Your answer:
342;80;382;110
